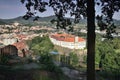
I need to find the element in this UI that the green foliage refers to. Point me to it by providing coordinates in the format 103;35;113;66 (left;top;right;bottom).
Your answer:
38;37;54;52
26;36;62;73
27;36;54;55
112;38;120;49
83;55;87;63
73;31;87;38
32;36;43;44
69;52;79;67
53;49;58;52
95;39;120;73
39;52;62;73
39;53;53;64
38;52;51;64
60;52;79;67
102;52;120;72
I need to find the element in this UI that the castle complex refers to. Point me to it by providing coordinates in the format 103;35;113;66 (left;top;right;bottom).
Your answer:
49;33;86;49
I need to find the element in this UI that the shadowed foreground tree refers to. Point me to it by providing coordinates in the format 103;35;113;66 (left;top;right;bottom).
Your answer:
87;0;95;80
20;0;120;80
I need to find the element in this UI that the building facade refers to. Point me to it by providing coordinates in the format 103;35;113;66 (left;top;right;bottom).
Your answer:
3;38;18;45
49;33;86;49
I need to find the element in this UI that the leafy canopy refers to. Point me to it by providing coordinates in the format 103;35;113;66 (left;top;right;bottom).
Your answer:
95;38;120;73
21;0;120;38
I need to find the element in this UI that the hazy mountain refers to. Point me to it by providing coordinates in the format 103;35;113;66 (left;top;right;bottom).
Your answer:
0;15;120;27
0;15;55;23
0;15;58;26
0;15;87;26
0;19;7;25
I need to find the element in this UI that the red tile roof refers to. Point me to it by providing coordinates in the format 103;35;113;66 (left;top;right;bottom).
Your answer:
51;33;85;42
17;34;27;40
12;41;27;50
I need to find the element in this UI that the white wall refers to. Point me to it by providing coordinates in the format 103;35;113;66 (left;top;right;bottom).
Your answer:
49;36;86;49
3;38;18;45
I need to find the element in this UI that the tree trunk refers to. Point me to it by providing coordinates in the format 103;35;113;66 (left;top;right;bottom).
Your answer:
87;0;96;80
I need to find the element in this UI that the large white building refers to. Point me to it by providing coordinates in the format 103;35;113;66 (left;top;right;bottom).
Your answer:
49;33;86;49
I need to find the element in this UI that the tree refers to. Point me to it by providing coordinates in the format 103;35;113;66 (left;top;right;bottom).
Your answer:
87;0;95;80
95;40;120;80
20;0;120;80
112;38;120;49
69;52;79;66
30;36;54;55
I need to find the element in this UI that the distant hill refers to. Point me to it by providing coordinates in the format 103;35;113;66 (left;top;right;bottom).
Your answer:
113;19;120;27
0;19;7;25
0;15;58;26
0;15;87;26
0;15;120;27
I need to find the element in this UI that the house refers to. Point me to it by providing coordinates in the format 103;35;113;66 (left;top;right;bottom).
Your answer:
0;45;18;57
12;41;29;57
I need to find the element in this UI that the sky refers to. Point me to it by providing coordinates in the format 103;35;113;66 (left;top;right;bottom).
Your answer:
0;0;120;20
0;0;54;19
